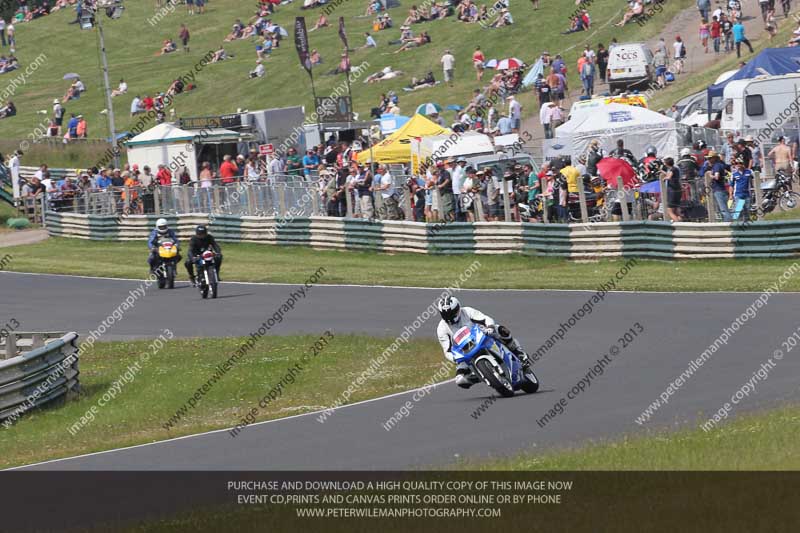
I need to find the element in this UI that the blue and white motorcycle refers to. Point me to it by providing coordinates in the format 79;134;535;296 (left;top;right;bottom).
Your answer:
451;324;540;397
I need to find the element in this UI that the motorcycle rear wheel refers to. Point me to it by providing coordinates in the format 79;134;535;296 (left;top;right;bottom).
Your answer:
201;285;209;299
475;359;515;398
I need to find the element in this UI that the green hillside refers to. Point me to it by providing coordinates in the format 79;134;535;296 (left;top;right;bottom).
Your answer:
1;0;690;156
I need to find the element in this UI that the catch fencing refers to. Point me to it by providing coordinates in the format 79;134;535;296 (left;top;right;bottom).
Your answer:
0;332;80;423
44;211;800;259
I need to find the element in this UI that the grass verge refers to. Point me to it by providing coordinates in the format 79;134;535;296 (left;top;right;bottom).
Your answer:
0;334;447;469
470;403;800;470
4;237;800;292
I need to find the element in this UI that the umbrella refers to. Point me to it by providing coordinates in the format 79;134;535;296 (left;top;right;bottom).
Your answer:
416;103;442;116
276;26;289;37
483;59;498;69
63;73;80;80
495;58;523;70
596;158;638;188
445;104;464;112
638;180;662;194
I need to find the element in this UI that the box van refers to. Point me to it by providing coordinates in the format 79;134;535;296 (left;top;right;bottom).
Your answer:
607;42;654;94
720;73;800;133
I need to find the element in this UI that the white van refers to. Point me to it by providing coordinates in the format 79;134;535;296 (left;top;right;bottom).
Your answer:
720;73;800;134
607;42;654;94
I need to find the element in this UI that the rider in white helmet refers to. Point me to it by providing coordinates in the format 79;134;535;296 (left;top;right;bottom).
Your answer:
436;296;532;388
147;218;181;273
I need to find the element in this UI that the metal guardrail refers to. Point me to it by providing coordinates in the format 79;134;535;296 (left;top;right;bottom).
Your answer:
0;332;80;422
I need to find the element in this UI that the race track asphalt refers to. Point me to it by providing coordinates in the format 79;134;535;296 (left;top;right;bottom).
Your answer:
3;271;799;470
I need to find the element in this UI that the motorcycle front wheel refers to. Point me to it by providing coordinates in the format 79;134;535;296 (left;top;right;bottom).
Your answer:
520;368;540;394
167;263;176;289
779;191;800;211
475;359;515;398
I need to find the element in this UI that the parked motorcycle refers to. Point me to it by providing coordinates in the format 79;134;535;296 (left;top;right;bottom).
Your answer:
451;324;539;398
757;170;800;216
156;239;179;290
196;248;219;299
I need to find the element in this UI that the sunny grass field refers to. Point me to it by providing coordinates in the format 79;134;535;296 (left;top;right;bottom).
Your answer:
4;236;800;291
1;0;691;146
0;333;448;469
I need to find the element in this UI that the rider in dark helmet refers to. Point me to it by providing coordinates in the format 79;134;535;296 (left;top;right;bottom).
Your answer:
436;296;532;389
185;225;223;287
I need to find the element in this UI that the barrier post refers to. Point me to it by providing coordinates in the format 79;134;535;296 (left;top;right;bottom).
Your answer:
4;334;16;359
541;193;549;224
278;184;287;217
577;183;589;224
345;187;354;218
704;171;716;222
181;185;190;214
474;195;485;222
658;171;668;221
617;177;630;221
754;170;763;221
403;183;413;220
373;191;384;219
432;188;441;222
247;183;256;216
154;187;161;215
213;186;221;214
502;183;512;222
311;186;320;215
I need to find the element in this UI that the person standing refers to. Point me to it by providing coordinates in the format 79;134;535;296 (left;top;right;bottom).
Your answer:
732;19;753;57
507;95;522;133
653;46;667;88
596;43;608;83
672;36;686;74
374;165;400;220
707;151;731;221
472;46;485;81
53;100;64;135
661;157;683;222
729;157;753;220
179;24;190;53
0;17;6;48
710;16;721;54
721;14;734;53
768;136;793;176
451;159;467;221
580;56;595;97
441;49;455;87
6;22;14;51
697;0;711;21
9;150;21;199
534;73;550;106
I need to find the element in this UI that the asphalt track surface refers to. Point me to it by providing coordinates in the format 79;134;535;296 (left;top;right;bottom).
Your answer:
3;271;800;470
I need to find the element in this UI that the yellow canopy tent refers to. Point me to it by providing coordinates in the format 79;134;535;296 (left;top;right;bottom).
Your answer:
356;114;451;165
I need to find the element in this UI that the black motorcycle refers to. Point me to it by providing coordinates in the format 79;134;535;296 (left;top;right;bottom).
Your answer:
754;169;800;217
195;248;219;299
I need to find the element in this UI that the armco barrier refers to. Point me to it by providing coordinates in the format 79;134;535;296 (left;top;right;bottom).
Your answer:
0;332;80;422
44;211;800;259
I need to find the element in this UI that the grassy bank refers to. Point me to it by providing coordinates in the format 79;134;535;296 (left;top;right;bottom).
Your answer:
472;403;800;470
3;237;800;292
0;334;447;469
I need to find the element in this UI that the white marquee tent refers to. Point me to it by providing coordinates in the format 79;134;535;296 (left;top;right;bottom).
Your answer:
554;103;678;162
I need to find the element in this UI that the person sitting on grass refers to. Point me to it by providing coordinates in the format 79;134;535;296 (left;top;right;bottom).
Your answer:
405;71;436;90
365;0;383;16
309;13;329;31
563;15;586;33
490;8;514;27
404;5;421;25
210;46;229;63
0;100;16;119
161;38;178;55
365;66;404;83
111;78;127;97
61;78;85;103
249;59;265;78
394;31;431;52
310;48;323;66
0;55;18;74
615;0;643;27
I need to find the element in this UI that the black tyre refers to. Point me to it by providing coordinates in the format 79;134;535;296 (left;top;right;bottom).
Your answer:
167;264;175;289
201;285;209;299
474;358;515;398
211;282;218;299
520;368;540;394
779;191;800;211
157;277;166;289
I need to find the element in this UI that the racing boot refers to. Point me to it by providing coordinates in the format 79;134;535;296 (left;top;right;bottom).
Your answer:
189;275;197;288
507;338;533;371
455;362;480;389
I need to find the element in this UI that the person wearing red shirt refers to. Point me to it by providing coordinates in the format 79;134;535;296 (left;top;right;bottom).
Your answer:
143;95;154;110
472;46;485;81
710;16;721;54
156;164;173;186
219;154;239;184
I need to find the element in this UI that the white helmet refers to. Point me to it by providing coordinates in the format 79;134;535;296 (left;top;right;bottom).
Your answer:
156;218;169;235
680;147;691;157
437;296;461;325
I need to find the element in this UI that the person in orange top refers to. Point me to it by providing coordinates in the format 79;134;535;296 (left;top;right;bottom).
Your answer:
122;171;143;213
75;116;87;138
219;154;239;185
472;46;485;81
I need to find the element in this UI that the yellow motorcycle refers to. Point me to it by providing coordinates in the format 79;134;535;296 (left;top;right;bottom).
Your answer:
156;239;179;289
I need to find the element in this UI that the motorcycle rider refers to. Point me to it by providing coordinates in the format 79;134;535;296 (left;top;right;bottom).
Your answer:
640;145;658;169
147;218;181;274
436;296;532;388
185;225;223;287
586;139;604;177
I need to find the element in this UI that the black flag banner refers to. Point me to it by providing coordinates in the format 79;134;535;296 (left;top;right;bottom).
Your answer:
294;17;312;75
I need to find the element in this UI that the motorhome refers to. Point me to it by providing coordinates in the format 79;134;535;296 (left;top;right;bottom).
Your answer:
720;73;800;133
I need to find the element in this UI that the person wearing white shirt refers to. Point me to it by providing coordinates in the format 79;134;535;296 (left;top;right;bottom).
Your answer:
130;95;143;116
507;95;522;133
373;165;400;219
451;159;466;220
34;164;46;181
0;18;6;48
440;49;455;86
267;154;284;176
111;79;127;97
249;60;265;79
9;150;21;199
